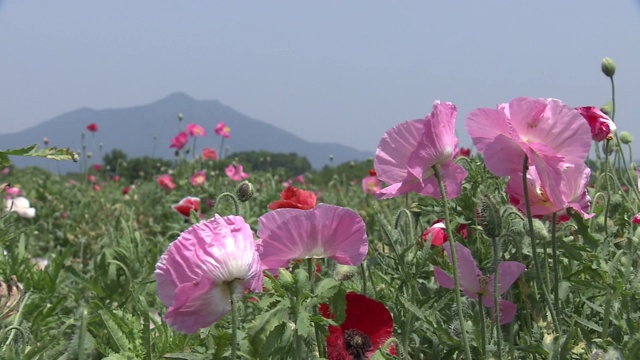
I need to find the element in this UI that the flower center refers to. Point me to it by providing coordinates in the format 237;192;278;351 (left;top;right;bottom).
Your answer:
477;275;491;297
343;329;373;360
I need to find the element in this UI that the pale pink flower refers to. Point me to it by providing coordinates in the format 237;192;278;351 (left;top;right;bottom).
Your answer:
1;167;10;176
225;164;249;182
361;175;381;195
157;174;176;190
506;163;594;219
214;121;231;138
155;215;262;333
575;106;616;142
256;204;368;274
86;175;97;184
281;179;292;188
170;131;189;150
434;242;525;324
186;123;207;137
190;171;206;187
466;97;591;207
374;101;468;199
5;197;36;218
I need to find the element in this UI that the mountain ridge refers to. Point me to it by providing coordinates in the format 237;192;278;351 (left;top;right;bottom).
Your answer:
1;93;372;171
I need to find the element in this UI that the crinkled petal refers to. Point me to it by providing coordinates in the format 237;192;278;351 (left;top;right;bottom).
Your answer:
164;279;231;334
257;204;368;273
465;107;512;153
442;242;481;295
374;119;425;184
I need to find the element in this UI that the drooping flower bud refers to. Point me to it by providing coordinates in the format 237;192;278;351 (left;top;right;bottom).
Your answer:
236;181;254;202
334;264;358;282
620;131;633;144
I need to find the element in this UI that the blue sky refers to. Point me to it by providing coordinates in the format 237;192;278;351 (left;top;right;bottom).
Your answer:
1;1;639;153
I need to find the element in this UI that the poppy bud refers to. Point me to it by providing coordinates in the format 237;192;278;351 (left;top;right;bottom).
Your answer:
620;131;633;144
600;102;613;117
279;268;294;290
601;57;616;78
523;219;549;243
177;113;183;121
236;181;254;202
334;265;358;282
479;195;502;238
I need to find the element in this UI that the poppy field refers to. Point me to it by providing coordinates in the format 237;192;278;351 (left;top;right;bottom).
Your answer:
1;58;640;359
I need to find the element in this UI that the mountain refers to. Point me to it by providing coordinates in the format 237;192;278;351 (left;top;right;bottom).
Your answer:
0;93;372;171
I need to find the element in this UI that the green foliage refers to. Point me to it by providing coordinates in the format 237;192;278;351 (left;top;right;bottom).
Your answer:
229;150;311;177
0;144;78;167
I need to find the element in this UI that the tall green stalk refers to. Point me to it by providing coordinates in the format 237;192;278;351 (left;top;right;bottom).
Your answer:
433;165;473;359
490;235;503;360
227;282;239;360
521;156;560;333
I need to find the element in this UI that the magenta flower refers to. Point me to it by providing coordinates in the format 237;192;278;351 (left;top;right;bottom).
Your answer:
434;242;525;324
155;215;263;334
361;175;381;195
214;121;231;138
190;170;207;187
256;204;368;274
374;101;468;200
295;174;305;183
575;106;616;142
4;186;21;197
170;131;189;150
506;163;594;219
633;213;640;225
225;164;249;182
466;97;591;207
186;123;207;137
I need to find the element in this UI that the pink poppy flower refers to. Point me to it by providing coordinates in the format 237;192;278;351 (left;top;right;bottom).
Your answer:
281;179;292;188
361;175;381;195
506;163;593;219
632;213;640;225
374;101;468;200
201;147;219;160
86;175;97;184
172;197;200;218
466;97;591;208
256;204;368;274
169;131;189;150
190;171;206;187
157;174;176;190
93;164;102;172
1;167;10;176
86;123;98;132
575;106;616;142
112;175;121;182
186;123;207;137
4;186;21;197
225;164;249;182
214;121;231;138
92;184;101;192
295;174;305;183
434;242;526;324
155;214;263;333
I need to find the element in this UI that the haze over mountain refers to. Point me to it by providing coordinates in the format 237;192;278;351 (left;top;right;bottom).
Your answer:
0;93;373;172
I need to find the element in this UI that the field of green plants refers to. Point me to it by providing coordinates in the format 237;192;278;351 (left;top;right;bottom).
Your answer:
1;58;639;360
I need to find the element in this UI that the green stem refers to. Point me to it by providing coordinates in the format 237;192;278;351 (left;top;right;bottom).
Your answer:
360;262;368;296
477;295;487;357
521;156;560;333
215;192;241;216
603;140;611;237
433;165;473;359
491;235;503;360
228;282;238;360
551;213;560;316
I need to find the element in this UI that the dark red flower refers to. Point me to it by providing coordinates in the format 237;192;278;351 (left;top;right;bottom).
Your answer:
172;197;200;218
122;186;130;195
86;123;98;132
321;292;396;359
267;186;317;210
368;169;376;177
575;106;615;142
456;147;471;158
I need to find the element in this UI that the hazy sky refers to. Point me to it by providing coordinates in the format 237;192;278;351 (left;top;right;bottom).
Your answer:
1;1;639;154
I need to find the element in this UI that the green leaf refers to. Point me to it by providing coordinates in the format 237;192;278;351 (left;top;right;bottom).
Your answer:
296;307;311;337
0;144;79;166
100;310;130;353
162;353;208;360
247;303;291;355
575;316;603;332
312;278;341;304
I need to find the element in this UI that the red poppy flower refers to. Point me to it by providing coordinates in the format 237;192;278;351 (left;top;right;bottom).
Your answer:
122;186;130;195
368;169;376;177
172;197;200;218
267;186;317;210
320;292;396;359
86;123;98;132
93;164;102;171
422;219;468;247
